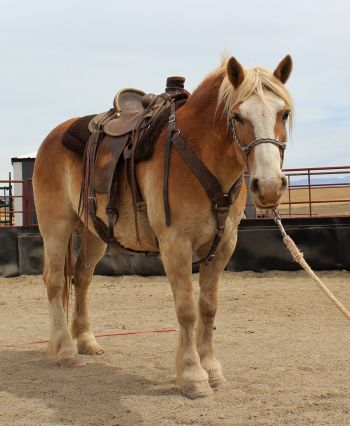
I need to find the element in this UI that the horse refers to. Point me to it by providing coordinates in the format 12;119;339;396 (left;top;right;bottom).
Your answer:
32;54;293;399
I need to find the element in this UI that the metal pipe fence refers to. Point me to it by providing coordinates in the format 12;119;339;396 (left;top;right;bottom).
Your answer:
245;165;350;218
0;166;349;227
0;178;37;227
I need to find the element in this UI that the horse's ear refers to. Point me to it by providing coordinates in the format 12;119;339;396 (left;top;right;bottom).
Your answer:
226;57;244;89
274;55;293;84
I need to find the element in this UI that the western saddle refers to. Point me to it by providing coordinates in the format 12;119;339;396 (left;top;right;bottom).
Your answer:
88;88;149;136
76;77;190;248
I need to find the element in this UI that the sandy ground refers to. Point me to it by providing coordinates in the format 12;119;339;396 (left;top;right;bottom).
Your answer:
0;270;349;426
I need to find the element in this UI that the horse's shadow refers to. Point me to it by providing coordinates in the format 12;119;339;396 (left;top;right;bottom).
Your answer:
0;349;178;425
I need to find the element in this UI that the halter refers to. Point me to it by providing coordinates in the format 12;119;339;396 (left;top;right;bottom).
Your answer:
229;117;286;165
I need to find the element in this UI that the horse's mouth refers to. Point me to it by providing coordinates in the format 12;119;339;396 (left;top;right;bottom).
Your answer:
254;201;279;210
252;193;281;210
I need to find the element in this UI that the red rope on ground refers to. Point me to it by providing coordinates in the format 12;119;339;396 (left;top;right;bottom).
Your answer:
2;328;177;349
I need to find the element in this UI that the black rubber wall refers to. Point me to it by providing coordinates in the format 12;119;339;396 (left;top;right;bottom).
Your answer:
228;217;350;272
1;217;349;278
0;227;19;277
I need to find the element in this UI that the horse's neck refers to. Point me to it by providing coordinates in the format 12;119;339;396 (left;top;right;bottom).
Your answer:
176;76;243;191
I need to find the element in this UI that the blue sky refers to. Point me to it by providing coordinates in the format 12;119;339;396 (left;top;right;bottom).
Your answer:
1;0;350;179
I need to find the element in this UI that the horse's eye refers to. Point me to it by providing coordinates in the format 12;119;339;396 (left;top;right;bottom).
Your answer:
282;111;289;121
233;113;244;124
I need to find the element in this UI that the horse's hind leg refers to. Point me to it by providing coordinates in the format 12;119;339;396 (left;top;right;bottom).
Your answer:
159;232;213;399
196;237;236;388
42;220;81;366
71;226;106;355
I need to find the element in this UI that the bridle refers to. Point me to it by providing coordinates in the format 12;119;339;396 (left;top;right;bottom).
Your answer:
229;117;286;166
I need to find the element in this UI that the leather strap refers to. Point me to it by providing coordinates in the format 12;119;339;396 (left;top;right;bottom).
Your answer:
79;123;103;262
127;97;170;241
200;175;243;264
163;101;176;226
88;195;159;258
172;133;227;204
80;111;117;247
170;132;243;264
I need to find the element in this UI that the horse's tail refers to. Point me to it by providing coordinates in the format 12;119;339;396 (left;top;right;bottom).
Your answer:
63;234;73;316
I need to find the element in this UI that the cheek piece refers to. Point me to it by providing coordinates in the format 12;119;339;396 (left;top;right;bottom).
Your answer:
229;117;286;167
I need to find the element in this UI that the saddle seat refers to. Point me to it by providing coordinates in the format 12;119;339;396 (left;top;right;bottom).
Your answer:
88;88;159;137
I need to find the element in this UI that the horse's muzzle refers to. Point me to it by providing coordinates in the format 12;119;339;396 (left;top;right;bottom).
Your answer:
250;174;287;209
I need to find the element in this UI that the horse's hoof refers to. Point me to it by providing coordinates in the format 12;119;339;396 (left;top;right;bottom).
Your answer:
77;342;104;355
56;356;86;368
209;376;228;389
181;380;214;399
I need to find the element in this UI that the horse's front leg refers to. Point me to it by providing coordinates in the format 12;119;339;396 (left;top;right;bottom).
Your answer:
159;232;213;399
197;234;237;388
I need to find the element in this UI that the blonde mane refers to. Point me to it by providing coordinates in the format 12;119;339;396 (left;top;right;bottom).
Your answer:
216;56;294;131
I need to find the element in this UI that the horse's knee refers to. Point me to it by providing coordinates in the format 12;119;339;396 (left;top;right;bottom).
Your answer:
198;296;217;321
45;274;65;301
73;268;92;289
175;296;197;328
177;307;197;328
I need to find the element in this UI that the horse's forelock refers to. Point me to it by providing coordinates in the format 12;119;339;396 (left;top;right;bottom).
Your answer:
216;57;294;132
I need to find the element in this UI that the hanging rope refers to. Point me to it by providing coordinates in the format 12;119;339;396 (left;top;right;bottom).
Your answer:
272;209;350;321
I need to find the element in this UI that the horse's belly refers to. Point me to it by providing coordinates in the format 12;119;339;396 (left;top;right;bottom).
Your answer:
115;208;159;252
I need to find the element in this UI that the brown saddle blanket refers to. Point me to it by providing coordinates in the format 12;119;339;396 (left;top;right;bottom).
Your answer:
61;108;170;164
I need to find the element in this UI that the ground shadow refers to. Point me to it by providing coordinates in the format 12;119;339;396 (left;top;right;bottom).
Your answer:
0;349;178;425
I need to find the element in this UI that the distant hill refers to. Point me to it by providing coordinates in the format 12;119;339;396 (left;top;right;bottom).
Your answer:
289;175;350;186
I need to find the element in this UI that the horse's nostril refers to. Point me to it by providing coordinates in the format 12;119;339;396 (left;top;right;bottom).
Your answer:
281;176;288;190
250;178;259;194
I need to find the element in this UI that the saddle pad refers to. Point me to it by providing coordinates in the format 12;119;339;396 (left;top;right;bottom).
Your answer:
62;115;96;157
61;113;157;163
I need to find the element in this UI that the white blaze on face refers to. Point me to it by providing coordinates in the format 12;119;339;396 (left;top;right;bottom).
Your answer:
239;91;287;207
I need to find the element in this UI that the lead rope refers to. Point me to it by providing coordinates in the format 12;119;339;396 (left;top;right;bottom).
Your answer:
272;209;350;321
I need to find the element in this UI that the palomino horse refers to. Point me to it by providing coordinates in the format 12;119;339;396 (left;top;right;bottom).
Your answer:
33;55;293;399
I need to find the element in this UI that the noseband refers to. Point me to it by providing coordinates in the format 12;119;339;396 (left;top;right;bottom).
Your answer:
229;118;286;165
